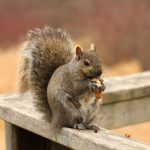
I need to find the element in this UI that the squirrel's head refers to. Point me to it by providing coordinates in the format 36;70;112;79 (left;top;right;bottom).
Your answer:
75;44;102;79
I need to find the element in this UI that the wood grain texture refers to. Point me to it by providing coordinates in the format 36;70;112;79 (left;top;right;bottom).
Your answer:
97;97;150;129
103;71;150;104
0;94;150;150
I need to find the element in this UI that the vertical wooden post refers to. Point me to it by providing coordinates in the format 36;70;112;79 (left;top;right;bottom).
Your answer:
5;121;51;150
5;122;19;150
5;121;71;150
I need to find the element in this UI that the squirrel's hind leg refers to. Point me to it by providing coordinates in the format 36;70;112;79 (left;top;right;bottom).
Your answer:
83;99;100;133
48;91;81;128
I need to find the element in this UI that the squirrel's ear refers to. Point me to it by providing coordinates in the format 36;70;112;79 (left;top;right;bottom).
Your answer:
91;43;96;51
76;46;83;60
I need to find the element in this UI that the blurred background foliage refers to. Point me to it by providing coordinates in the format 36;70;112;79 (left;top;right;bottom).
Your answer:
0;0;150;70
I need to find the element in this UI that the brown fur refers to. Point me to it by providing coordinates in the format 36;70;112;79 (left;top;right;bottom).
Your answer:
18;27;74;120
47;46;103;130
18;57;29;93
18;26;103;132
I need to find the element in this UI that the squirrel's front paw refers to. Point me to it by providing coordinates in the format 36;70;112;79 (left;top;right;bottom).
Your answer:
85;123;100;133
100;82;106;91
88;80;100;91
73;123;86;130
89;79;106;92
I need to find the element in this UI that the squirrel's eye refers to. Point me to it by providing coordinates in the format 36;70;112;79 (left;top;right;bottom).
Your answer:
84;60;90;66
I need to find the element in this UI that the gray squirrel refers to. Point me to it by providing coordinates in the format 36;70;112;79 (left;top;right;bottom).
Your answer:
18;26;105;132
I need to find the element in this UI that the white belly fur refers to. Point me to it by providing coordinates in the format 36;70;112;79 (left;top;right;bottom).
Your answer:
78;91;100;123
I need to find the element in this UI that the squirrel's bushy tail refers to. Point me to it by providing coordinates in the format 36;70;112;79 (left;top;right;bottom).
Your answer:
18;27;74;120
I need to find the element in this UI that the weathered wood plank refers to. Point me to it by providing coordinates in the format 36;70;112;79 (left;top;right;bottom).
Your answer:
97;97;150;129
104;71;150;104
0;95;150;150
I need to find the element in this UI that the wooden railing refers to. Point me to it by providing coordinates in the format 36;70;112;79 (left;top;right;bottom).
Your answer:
98;71;150;129
0;71;150;150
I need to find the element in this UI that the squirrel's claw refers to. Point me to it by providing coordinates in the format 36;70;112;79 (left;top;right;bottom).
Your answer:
88;81;98;91
85;123;100;133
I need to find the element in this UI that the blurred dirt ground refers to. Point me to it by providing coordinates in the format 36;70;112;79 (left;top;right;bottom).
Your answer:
113;121;150;144
0;120;5;150
0;48;149;150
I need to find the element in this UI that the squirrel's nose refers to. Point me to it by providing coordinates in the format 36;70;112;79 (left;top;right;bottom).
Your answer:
96;70;102;77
